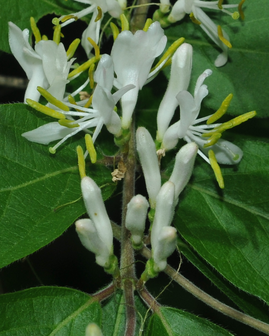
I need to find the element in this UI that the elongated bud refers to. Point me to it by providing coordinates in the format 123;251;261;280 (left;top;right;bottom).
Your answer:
75;219;110;267
85;323;103;336
153;226;177;271
81;177;113;255
136;127;161;208
169;142;198;200
151;181;175;253
157;43;193;142
126;195;149;247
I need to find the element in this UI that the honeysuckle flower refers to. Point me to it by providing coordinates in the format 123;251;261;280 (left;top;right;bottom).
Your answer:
157;43;193;143
167;0;243;67
162;68;256;165
136;127;161;208
8;22;74;103
151;181;177;271
125;195;149;247
111;21;167;129
22;54;134;153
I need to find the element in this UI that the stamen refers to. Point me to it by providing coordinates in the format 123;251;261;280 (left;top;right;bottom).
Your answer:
88;64;95;89
207;94;233;125
52;18;60;26
37;87;69;111
232;11;240;20
110;22;119;40
77;145;86;178
203;132;222;148
189;13;201;25
66;38;80;59
217;25;232;48
60;14;78;23
120;14;129;31
95;6;103;22
218;0;223;9
58;119;79;128
238;0;245;20
84;95;93;108
87;37;100;59
68;56;97;78
208;150;224;189
26;99;65;120
53;24;61;45
68;95;77;105
214;111;256;133
143;18;152;32
30;17;41;43
42;35;48;41
151;37;185;73
85;134;97;164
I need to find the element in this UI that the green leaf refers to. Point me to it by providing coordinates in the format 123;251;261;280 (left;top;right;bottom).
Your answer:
0;0;84;53
102;291;148;335
165;0;269;117
0;286;101;335
173;138;269;305
146;307;233;335
177;237;269;323
0;104;116;268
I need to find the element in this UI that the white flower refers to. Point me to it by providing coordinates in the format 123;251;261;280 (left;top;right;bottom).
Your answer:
22;54;134;153
168;0;241;67
8;22;74;103
111;22;167;129
157;43;193;143
162;69;256;165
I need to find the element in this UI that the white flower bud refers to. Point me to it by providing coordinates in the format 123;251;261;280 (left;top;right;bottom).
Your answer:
157;43;193;142
85;323;103;336
75;219;110;267
126;195;149;246
153;226;177;271
81;176;113;256
136;127;161;208
151;181;175;253
169;142;198;200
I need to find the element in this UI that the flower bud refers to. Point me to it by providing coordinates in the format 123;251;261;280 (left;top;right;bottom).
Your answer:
85;323;103;336
153;226;177;271
125;195;149;246
136;127;161;208
169;142;198;200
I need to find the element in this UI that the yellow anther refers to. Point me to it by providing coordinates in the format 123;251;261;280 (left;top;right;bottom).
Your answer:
189;12;201;25
232;11;240;20
68;95;77;105
37;87;69;111
85;134;97;164
84;95;93;108
95;6;103;22
143;18;152;32
87;37;100;59
151;37;185;73
42;35;48;41
53;24;61;44
217;0;223;9
30;17;41;43
68;56;97;78
60;14;78;23
238;0;245;20
26;99;65;120
217;25;232;48
58;119;79;128
214;111;256;134
120;14;129;31
77;145;86;179
207;94;233;125
66;38;80;59
208;150;224;189
88;64;95;89
110;22;119;40
203;132;222;148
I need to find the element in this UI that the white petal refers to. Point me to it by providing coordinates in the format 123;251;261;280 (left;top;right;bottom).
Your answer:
94;54;114;91
106;110;121;136
92;85;114;124
162;121;180;150
81;11;101;58
168;0;188;22
203;139;243;165
22;122;75;144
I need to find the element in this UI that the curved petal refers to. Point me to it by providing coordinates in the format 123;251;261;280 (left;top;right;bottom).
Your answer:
92;85;114;124
94;54;114;91
168;0;188;22
204;139;243;165
162;121;180;150
176;90;196;136
106;110;121;135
